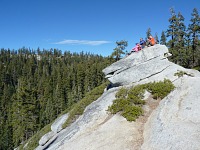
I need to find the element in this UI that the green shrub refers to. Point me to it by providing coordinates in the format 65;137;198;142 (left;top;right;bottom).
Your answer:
108;79;175;121
193;66;200;71
128;84;145;98
127;85;146;105
146;79;175;99
122;105;143;121
116;87;128;98
128;94;146;105
174;70;194;77
108;85;145;122
174;71;187;77
107;98;143;122
108;98;130;114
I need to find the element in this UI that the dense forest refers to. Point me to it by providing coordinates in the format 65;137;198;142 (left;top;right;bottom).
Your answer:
0;7;200;150
161;8;200;69
0;48;113;149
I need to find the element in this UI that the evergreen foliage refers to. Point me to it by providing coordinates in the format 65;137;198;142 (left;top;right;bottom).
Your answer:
166;7;200;68
115;87;128;99
111;40;128;61
166;8;177;49
108;80;175;121
0;48;112;150
154;32;159;44
18;124;51;150
188;8;200;66
18;82;107;150
62;82;108;128
145;79;175;99
160;31;167;45
146;27;152;39
174;70;193;77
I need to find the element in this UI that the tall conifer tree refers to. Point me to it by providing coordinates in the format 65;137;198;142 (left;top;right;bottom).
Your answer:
160;31;167;45
188;8;200;66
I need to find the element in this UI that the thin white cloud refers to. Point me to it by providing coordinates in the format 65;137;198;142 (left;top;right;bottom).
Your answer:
54;39;111;46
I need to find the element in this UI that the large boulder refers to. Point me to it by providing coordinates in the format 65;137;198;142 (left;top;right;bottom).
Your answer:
51;113;69;133
103;44;198;86
39;131;55;146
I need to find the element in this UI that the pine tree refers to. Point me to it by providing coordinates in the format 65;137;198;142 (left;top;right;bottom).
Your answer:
53;70;65;116
166;8;178;49
176;12;186;45
160;31;167;45
184;32;192;68
77;64;85;100
42;78;55;124
175;12;187;66
11;78;37;146
146;28;151;39
188;8;200;66
111;40;128;61
166;8;187;64
195;36;200;68
154;32;159;44
0;84;14;150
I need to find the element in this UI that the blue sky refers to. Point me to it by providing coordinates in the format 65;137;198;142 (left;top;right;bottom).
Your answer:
0;0;199;56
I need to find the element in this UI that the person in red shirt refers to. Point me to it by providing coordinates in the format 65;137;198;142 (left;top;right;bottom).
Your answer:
147;35;155;47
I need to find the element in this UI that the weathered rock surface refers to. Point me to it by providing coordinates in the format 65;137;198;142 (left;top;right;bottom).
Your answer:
36;87;120;150
36;113;69;148
141;77;200;150
59;115;140;150
39;131;55;146
103;44;199;86
51;113;69;133
35;45;200;150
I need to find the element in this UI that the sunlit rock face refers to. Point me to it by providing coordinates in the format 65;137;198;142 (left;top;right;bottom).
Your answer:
103;45;182;86
34;44;200;150
141;77;200;150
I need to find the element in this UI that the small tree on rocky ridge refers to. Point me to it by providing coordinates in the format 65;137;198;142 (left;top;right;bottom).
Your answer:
111;40;128;61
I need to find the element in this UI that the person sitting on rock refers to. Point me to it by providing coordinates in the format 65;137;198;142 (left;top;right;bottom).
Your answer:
131;43;141;52
146;35;155;47
127;43;141;55
139;38;146;49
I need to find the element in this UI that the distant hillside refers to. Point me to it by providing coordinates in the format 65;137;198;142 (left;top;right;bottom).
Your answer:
0;48;113;150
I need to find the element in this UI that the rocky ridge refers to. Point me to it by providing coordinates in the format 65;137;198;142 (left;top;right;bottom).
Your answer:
34;44;200;150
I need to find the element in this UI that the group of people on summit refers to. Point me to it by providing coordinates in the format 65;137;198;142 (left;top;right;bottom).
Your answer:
131;35;156;53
